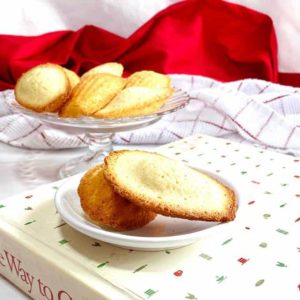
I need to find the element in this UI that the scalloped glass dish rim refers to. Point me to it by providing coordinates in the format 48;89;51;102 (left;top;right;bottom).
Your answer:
8;89;190;126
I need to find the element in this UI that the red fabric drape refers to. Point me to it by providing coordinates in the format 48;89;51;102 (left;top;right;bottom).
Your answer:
0;0;282;90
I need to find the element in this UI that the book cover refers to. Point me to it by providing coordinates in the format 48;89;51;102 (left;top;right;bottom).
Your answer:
0;183;136;300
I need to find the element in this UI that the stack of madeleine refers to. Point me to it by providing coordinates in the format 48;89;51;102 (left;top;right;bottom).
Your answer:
78;150;237;231
14;62;174;119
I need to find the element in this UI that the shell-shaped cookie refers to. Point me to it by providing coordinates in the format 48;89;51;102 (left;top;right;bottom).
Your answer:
104;150;237;222
63;68;80;89
125;70;171;89
94;86;173;118
81;62;124;80
59;73;125;117
15;63;71;112
78;164;156;231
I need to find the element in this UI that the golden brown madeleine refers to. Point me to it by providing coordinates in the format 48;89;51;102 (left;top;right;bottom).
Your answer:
81;62;124;80
125;70;171;89
63;68;80;89
94;86;173;118
14;63;71;112
59;73;125;118
104;150;237;222
78;164;156;231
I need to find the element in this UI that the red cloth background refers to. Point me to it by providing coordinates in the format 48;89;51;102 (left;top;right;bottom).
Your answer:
0;0;287;90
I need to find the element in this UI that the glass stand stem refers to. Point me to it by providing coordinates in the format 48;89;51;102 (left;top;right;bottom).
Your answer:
58;133;114;178
85;132;114;162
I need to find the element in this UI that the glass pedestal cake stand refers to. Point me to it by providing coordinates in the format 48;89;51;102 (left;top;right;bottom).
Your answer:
8;89;190;178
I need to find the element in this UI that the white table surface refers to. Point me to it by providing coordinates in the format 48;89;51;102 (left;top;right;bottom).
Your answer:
0;141;154;299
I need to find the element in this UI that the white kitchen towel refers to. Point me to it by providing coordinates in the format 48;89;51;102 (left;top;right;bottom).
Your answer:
1;74;300;155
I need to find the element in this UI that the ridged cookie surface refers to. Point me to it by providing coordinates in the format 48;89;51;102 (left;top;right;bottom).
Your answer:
104;150;237;222
59;73;125;117
15;63;71;112
94;87;173;118
81;62;124;80
126;71;171;88
78;164;156;231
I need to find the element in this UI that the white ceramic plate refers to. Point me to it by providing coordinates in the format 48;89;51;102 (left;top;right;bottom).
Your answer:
55;169;241;251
